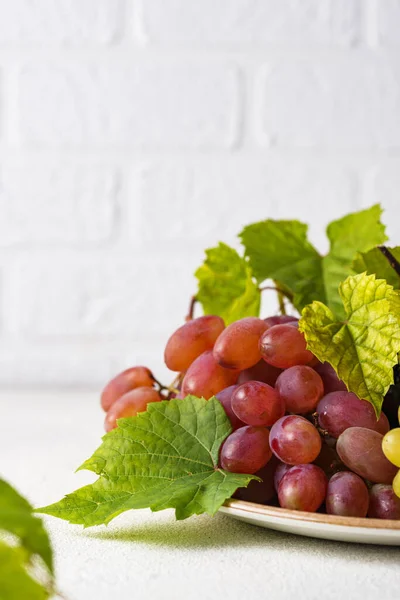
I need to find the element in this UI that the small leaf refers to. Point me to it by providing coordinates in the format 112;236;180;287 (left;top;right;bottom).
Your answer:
195;243;260;324
299;272;400;415
38;397;257;528
0;542;49;600
353;246;400;289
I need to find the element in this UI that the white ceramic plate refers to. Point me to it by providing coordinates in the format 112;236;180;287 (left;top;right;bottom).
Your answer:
220;499;400;545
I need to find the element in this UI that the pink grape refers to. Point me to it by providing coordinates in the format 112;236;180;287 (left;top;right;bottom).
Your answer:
336;427;398;484
269;415;322;465
220;426;272;474
215;386;245;430
275;365;324;414
237;360;282;387
368;484;400;519
375;412;390;436
264;315;298;328
277;464;327;512
181;351;239;399
313;362;347;394
259;324;315;369
213;317;269;370
231;381;285;427
274;462;293;493
326;472;369;517
317;391;387;439
164;315;225;372
101;366;155;412
104;387;162;432
234;455;279;504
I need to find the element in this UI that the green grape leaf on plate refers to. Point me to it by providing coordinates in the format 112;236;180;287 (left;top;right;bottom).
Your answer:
299;272;400;415
195;242;260;324
37;396;257;528
353;246;400;289
0;479;54;599
239;205;387;316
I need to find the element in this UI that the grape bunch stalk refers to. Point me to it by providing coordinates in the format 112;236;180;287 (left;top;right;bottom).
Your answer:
100;305;400;520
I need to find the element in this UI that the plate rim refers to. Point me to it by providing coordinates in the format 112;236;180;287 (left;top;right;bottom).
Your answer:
224;499;400;531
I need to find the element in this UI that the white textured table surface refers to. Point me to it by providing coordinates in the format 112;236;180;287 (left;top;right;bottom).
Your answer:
1;391;399;600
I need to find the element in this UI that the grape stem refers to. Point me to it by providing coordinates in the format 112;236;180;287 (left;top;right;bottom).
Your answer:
186;295;198;321
259;284;293;315
379;246;400;278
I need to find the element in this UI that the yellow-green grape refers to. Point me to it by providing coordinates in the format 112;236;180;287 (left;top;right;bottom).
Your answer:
382;428;400;468
393;470;400;499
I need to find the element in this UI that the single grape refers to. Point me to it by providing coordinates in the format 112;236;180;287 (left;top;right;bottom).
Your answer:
237;360;282;387
269;415;322;465
234;455;279;503
104;387;162;432
274;462;293;493
368;484;400;519
326;472;369;518
101;366;155;412
313;362;347;394
231;381;285;427
216;385;245;430
275;366;324;414
317;391;385;439
393;470;400;498
336;427;398;484
181;351;239;399
259;324;314;369
164;315;225;372
277;464;327;512
213;317;268;370
220;426;272;474
382;428;400;468
264;315;298;328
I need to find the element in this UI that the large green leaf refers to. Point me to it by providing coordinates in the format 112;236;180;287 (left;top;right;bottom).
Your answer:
239;205;387;315
299;272;400;415
38;397;257;527
195;243;260;324
0;543;48;600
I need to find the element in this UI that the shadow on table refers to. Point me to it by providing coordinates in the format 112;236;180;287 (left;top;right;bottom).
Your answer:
85;513;400;564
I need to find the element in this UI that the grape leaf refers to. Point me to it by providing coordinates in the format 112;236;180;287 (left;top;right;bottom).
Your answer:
195;243;260;324
299;272;400;415
353;246;400;289
37;396;257;527
0;479;54;599
239;205;387;315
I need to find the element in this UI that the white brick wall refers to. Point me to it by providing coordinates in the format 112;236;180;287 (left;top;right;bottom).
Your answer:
0;0;399;389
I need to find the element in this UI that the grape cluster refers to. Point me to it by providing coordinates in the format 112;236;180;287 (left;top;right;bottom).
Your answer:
100;313;400;520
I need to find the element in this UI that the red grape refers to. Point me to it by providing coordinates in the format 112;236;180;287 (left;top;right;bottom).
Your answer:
269;415;322;465
259;324;314;369
275;366;324;414
277;464;327;512
237;360;282;387
317;391;386;439
274;462;293;493
368;484;400;519
234;455;279;503
336;427;398;484
313;362;347;394
213;317;268;370
101;366;155;412
164;315;225;372
326;472;369;518
215;385;245;430
375;412;390;436
220;426;272;474
104;387;162;432
181;351;239;399
264;315;298;328
231;381;285;427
